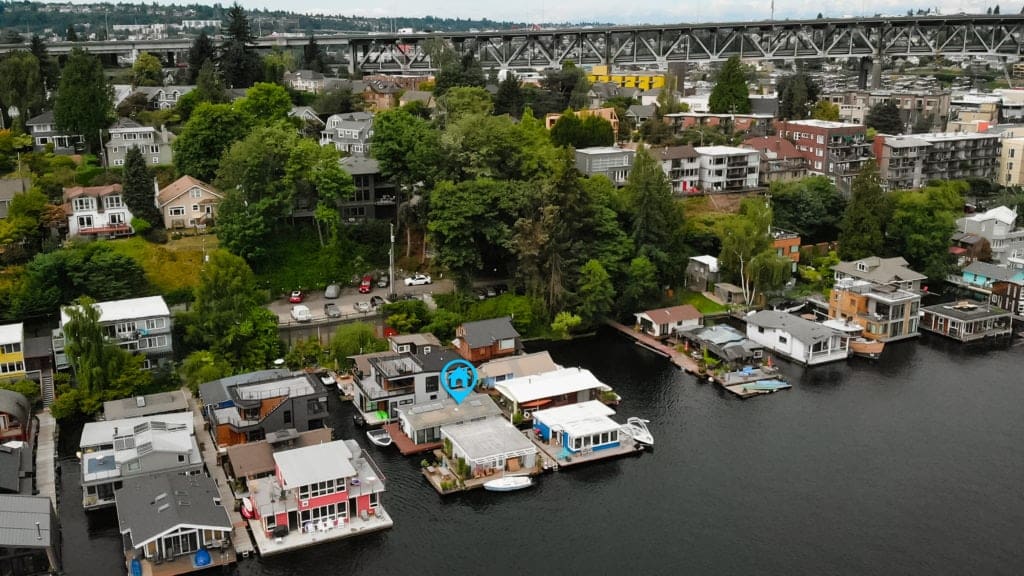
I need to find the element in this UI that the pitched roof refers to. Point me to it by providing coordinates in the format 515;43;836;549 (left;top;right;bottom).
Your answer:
62;184;122;201
109;117;144;130
25;110;54;126
964;260;1024;283
477;351;560;381
742;136;803;159
746;310;843;344
339;156;381;175
638;304;702;324
0;178;31;201
495;367;612;404
689;255;719;273
102;390;189;420
0;495;54;549
459;317;520;349
157;175;221;207
651;145;698;160
225;428;333;479
963;205;1017;226
627;104;657;118
116;473;230;549
0;390;30;427
833;256;927;284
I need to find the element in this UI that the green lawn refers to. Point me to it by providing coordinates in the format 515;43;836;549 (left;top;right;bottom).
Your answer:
677;290;729;314
105;236;206;294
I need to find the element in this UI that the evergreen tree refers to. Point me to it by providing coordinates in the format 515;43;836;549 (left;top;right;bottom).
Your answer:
54;48;112;152
302;36;326;73
187;31;217;83
195;60;228;103
220;3;261;89
994;4;1001;13
65;25;78;41
838;160;888;260
709;56;751;114
122;147;160;227
494;72;523;117
865;100;905;134
625;145;677;284
30;35;59;93
434;52;486;97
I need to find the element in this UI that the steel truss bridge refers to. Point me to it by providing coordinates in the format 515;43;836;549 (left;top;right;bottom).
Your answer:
3;14;1024;74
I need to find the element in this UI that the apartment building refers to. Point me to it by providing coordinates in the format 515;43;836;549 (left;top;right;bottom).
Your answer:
53;296;173;371
320;112;374;157
955;205;1024;265
823;89;950;131
650;145;700;194
105;118;175;167
998;137;1024;186
338;157;397;223
575;147;636;186
693;146;760;192
0;324;25;384
741;136;807;185
776;119;871;194
873;132;1001;190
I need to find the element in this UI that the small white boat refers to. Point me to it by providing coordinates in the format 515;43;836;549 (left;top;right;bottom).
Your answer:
483;476;533;492
625;417;654;446
366;428;393;447
240;497;255;520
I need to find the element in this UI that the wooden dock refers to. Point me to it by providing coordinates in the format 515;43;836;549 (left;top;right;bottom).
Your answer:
530;435;645;469
605;321;702;374
383;423;441;456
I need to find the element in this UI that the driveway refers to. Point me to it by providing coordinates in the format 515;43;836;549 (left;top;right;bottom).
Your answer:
267;276;453;326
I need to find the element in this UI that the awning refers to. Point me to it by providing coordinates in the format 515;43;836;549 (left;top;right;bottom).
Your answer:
520;399;552;409
948;246;967;255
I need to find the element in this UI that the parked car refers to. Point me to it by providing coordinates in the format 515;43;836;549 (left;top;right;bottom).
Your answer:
290;305;312;322
359;275;374;294
486;286;497;298
370;296;387;308
354;301;372;313
325;284;341;299
475;288;487;300
404;273;432;286
289;290;304;303
377;274;389;288
324;303;341;318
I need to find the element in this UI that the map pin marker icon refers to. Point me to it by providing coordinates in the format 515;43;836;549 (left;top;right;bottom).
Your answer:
441;359;478;405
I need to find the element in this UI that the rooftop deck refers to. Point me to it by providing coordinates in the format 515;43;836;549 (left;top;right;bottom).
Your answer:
124;546;234;576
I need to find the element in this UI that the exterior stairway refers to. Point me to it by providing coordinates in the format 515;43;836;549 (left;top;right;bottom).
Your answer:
41;371;55;407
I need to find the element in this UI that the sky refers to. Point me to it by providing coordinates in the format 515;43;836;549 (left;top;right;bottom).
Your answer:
219;0;996;25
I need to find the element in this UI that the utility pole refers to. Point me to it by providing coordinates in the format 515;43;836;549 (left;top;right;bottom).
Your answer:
389;222;395;300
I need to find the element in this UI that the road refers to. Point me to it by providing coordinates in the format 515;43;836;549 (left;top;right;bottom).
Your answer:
266;277;453;325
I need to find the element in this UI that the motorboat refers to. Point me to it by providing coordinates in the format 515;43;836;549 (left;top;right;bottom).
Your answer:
483;476;534;492
240;497;255;520
822;319;885;359
366;428;393;447
624;417;654;446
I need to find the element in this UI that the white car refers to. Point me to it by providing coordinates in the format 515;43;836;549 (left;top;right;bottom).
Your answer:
290;305;312;323
404;274;432;286
354;301;372;313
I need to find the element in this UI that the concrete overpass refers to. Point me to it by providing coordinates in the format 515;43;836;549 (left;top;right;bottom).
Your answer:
2;14;1023;85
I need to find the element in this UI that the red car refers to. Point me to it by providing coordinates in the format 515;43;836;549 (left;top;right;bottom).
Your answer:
288;290;304;303
358;275;374;294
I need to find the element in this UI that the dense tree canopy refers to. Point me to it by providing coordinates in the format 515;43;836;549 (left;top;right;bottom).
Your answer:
187;31;217;83
769;176;846;244
549;112;615;149
886;181;964;280
777;73;820;120
0;51;46;124
173;103;254;181
718;198;791;307
236;82;292;124
708;56;751;114
838;160;889;260
54;48;113;151
132;52;163;87
865;101;904;134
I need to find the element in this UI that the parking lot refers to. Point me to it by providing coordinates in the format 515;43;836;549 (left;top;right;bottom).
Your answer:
267;276;453;325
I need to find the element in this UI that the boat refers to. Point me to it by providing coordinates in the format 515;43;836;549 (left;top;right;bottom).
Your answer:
624;417;654;446
483;476;534;492
366;428;393;447
240;497;255;520
822;319;885;359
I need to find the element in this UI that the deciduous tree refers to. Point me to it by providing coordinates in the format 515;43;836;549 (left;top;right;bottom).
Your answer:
886;181;964;280
769;176;846;243
173;103;253;181
0;51;46;123
132;52;163;87
575;259;615;327
865;100;904;134
236;82;292;125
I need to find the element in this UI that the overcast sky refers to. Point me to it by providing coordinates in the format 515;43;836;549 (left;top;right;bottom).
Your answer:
218;0;998;24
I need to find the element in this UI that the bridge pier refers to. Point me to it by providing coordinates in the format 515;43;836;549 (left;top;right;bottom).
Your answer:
858;57;870;89
871;57;883;89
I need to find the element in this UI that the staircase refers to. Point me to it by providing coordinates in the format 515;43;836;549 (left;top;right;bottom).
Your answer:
41;371;55;407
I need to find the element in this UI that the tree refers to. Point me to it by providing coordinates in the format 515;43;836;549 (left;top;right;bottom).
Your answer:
575;259;615;327
719;198;791;307
440;113;557;182
176;60;229;121
29;35;59;94
236;82;292;124
65;25;78;41
0;51;46;124
433;52;486;97
550;311;582;339
838;160;889;260
810;100;840;122
173;103;253;181
122;147;161;227
886;181;964;280
116;92;151;118
550;112;614;148
769;176;846;243
302;36;326;73
624;145;680;284
261;49;296;85
708;56;751;114
313;88;364;115
182;249;262;348
372;107;444;192
0;379;39;406
179;350;231;394
621;256;660;313
220;3;261;89
777;73;820;120
54;48;112;152
329;322;388;368
132;52;163;87
865;101;904;134
437;86;493;127
187;31;217;83
539;62;590;111
494;72;523;117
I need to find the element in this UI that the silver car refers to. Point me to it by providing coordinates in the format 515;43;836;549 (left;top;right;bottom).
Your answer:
354;301;372;313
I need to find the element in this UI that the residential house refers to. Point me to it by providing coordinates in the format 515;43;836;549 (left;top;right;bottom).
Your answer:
198;370;330;450
349;345;462;426
54;296;173;371
78;412;201;510
873;132;1000;191
0;324;26;385
741;136;808;185
634;305;703;339
224;428;334;481
919;301;1012;342
105;118;175;167
651;145;700;194
363;78;402;111
247;439;390;541
102;390;189;421
0;390;30;443
0;495;61;575
833;256;927;291
745;310;851;366
955;206;1024;265
338;157;397;223
823;88;951;131
453;317;522;364
493;367;618;421
320;112;374;157
956;260;1024;293
115;472;232;575
156;175;223;230
440;417;538;479
772;228;801;273
545;107;620;135
63;184;135;238
476;351;560;389
0;441;34;495
388;333;441;355
694;146;760;192
0;178;31;220
133;85;195;110
626;104;657;126
575;146;635;185
776;119;872;195
532;400;624;456
828;277;922;342
685;255;720;292
949;232;991;267
678;323;765;366
989;277;1024;316
25;110;83;153
283;70;326;93
392;394;503;454
288;106;325;137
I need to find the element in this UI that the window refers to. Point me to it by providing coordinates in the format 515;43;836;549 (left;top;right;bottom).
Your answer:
150;145;159;154
425;375;439;393
778;335;788;344
169;207;186;216
0;342;21;354
498;338;515;350
104;195;123;209
177;454;186;463
145;318;166;330
108;212;125;225
77;215;93;228
192;204;200;212
114;159;125;166
0;361;24;374
152;157;159;164
73;197;95;212
283;410;292;424
190;188;202;198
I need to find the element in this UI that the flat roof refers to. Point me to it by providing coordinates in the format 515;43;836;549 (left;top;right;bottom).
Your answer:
476;351;560;381
532;400;621;437
0;495;53;549
442;418;536;462
79;412;195;448
226;428;333;479
495;367;612;405
694;145;758;156
923;301;1011;321
0;323;22;346
274;440;356;488
916;131;999;142
235;375;316;401
61;296;169;326
576;146;633;155
784;119;862;129
102;390;189;420
399;394;502;431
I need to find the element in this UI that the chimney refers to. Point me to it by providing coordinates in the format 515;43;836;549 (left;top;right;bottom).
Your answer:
36;522;41;540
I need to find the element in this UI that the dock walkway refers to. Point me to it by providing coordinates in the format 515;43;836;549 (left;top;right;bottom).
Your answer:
185;389;254;559
605;321;701;374
34;410;57;510
383;423;441;456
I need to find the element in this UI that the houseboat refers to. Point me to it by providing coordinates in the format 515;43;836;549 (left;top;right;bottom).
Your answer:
530;401;645;467
821;319;885;359
745;310;851;366
919;301;1013;343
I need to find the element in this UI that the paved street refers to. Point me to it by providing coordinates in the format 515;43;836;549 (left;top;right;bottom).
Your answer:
266;276;453;325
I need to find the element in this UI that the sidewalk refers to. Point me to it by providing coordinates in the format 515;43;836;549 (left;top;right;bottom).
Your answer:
35;409;57;509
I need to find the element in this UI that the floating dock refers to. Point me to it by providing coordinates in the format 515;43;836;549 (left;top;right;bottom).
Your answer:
529;435;645;469
384;423;441;456
605;321;701;373
714;367;791;399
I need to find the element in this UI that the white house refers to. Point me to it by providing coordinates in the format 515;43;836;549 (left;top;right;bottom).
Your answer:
493;367;618;419
745;310;850;366
63;184;135;238
53;295;173;371
694;146;760;192
634;304;703;338
440;417;537;478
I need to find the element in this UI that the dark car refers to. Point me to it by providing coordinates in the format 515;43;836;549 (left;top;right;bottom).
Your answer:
324;303;341;318
370;296;386;308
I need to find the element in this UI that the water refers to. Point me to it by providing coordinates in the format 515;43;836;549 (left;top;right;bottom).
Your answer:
58;330;1024;576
